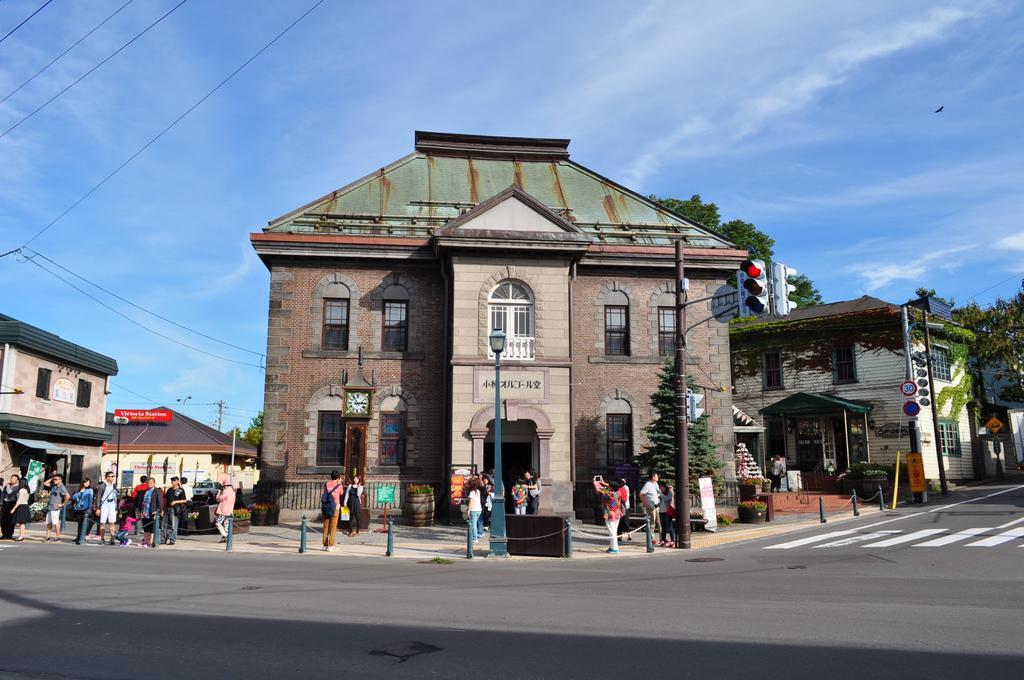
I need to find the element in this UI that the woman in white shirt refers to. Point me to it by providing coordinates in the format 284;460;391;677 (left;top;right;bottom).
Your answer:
465;478;482;545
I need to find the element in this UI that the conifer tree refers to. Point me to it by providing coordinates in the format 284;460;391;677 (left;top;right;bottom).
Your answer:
638;358;722;492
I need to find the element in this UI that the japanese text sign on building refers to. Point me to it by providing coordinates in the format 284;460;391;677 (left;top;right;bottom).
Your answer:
906;453;926;493
114;409;173;422
474;368;547;402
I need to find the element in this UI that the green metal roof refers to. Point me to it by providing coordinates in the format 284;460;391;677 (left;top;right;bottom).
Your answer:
760;392;872;416
0;314;118;376
0;413;113;444
265;132;734;248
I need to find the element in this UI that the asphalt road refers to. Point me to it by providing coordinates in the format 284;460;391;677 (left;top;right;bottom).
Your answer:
1;481;1022;680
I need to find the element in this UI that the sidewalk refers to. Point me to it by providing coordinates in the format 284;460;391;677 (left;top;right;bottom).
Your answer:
3;504;883;559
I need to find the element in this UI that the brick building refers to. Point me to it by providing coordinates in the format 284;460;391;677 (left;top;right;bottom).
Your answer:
251;132;745;514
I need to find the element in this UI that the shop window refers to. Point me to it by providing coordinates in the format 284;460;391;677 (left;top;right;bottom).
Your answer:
832;345;857;384
379;413;406;466
606;413;632;465
605;306;630;356
76;379;92;408
938;419;961;457
317;412;345;466
322;299;349;350
763;351;783;390
36;367;51;399
658;307;675;356
382;301;408;352
932;347;951;382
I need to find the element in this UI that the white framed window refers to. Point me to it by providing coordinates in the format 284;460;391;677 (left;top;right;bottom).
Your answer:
488;280;535;359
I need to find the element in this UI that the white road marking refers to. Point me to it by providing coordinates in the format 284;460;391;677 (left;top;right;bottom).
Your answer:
914;528;988;547
965;527;1024;547
926;484;1024;514
861;529;947;547
814;531;901;548
763;530;857;550
994;516;1024;529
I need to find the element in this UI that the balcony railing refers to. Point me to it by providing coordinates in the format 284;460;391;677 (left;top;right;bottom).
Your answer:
489;335;535;360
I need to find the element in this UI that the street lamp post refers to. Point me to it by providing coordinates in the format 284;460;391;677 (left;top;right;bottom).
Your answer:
113;415;128;488
488;329;508;558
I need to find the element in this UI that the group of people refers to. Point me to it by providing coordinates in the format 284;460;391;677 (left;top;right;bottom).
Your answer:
320;471;364;551
593;472;677;553
463;468;542;545
0;469;239;547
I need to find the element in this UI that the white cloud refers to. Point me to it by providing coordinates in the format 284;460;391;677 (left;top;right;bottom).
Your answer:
998;233;1024;251
845;244;977;291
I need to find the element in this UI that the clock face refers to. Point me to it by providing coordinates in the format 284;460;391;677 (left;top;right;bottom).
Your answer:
346;391;370;415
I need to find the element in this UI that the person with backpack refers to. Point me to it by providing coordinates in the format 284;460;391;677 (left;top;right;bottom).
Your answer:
93;471;120;545
70;478;94;544
321;470;344;551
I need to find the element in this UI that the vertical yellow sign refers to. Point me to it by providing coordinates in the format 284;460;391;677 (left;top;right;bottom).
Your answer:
906;453;926;493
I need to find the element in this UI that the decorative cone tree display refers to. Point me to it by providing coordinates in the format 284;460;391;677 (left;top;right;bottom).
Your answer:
735;443;765;481
639;358;721;492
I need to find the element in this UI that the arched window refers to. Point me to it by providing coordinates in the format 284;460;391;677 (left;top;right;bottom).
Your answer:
378;395;407;466
604;290;630;356
488;280;535;359
606;398;633;465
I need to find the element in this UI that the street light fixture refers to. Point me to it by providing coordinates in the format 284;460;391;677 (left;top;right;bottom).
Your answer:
488;329;508;558
113;415;129;489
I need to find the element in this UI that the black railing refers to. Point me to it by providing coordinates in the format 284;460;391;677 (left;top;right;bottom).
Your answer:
252;479;443;512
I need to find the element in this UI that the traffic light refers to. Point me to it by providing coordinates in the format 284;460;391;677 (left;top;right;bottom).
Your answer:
737;259;769;316
686;389;705;423
770;262;799;316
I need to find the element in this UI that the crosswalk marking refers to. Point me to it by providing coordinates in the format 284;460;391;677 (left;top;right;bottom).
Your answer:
914;528;988;547
763;530;857;550
862;529;947;547
814;530;901;548
965;527;1024;547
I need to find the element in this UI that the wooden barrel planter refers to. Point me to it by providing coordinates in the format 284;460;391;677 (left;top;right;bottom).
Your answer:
739;484;760;502
406;491;435;527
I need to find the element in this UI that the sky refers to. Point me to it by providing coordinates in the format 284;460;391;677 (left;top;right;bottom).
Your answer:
0;0;1022;429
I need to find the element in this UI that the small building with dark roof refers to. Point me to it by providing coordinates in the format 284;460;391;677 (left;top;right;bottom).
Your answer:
102;407;258;490
730;295;979;484
0;314;118;485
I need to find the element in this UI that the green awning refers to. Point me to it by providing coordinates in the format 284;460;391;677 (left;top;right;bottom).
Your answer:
760;392;871;416
0;413;112;444
9;438;66;452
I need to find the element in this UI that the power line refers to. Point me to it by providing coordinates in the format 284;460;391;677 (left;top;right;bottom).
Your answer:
23;254;265;369
964;271;1024;305
1;0;136;106
27;248;264;357
0;0;54;47
0;0;189;140
0;0;326;255
109;380;160;404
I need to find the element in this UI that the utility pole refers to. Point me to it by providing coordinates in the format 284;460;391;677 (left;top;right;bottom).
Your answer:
215;400;225;431
922;310;949;495
674;239;692;549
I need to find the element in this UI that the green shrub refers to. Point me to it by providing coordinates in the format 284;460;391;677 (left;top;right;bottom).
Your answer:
716;513;734;526
845;462;907;480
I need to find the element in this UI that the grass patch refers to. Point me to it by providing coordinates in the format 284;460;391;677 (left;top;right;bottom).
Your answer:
419;557;454;565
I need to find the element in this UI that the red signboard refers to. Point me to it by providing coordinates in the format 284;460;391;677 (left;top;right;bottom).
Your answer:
114;409;173;422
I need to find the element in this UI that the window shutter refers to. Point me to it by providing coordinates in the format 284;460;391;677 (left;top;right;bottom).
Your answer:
36;368;51;399
831;348;839;384
77;379;92;408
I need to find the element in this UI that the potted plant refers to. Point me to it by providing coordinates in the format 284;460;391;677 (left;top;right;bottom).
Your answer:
736;499;767;524
406;484;435;527
738;478;762;502
249;502;280;526
231;508;251;534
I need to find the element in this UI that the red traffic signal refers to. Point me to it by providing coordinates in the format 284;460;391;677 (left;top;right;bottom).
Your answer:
740;260;763;278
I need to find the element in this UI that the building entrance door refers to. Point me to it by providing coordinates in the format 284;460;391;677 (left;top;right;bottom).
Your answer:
795;418;823;472
484;442;533;483
344;422;367;480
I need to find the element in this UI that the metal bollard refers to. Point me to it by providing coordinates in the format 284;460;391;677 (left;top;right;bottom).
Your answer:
154;513;161;547
77;512;90;544
226;516;234;552
645;515;654;553
385;517;394;557
878;486;886;512
852;491;859;517
565;516;573;559
466;523;473;559
298;514;308;554
819;496;827;524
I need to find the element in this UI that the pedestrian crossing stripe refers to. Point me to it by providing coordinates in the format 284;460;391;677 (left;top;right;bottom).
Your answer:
763;525;1024;550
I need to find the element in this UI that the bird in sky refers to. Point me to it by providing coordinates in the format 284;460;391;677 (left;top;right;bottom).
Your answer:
935;105;944;113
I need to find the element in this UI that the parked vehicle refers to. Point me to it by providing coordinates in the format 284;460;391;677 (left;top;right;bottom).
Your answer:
192;480;219;503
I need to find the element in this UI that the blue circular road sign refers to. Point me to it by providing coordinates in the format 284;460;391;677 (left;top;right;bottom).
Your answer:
903;401;921;417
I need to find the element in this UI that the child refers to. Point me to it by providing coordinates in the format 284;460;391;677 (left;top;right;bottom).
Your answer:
511;479;528;515
116;515;137;546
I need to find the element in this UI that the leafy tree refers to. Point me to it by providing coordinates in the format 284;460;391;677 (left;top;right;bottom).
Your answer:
244;411;264;447
651;193;824;309
915;287;956;308
638;358;721;492
955;293;1024;403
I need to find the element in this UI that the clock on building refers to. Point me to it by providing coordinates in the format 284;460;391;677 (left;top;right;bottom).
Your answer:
343;389;373;417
